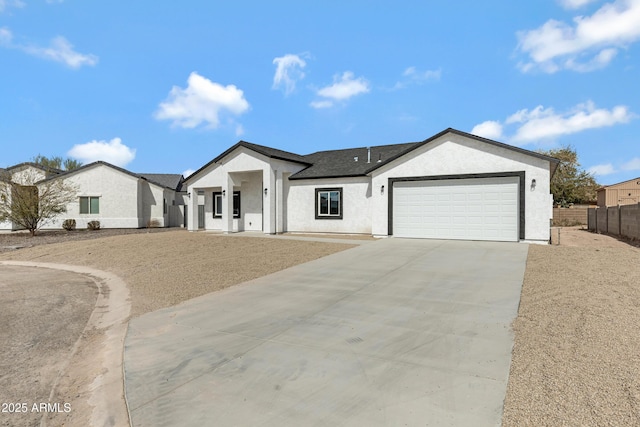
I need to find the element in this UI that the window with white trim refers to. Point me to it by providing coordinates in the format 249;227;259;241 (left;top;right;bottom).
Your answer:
213;191;241;218
315;188;342;219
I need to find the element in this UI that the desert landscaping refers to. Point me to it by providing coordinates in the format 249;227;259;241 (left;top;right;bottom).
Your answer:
1;227;639;426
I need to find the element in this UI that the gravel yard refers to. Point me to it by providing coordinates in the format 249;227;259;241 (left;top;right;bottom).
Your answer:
503;227;640;426
0;229;355;317
1;226;639;425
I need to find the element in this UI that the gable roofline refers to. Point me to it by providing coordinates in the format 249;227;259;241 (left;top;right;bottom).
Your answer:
597;176;640;190
6;162;64;175
183;140;312;184
362;128;561;176
39;160;179;190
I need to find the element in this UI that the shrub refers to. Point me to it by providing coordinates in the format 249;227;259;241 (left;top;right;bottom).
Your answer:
146;218;161;228
87;220;101;230
62;219;76;231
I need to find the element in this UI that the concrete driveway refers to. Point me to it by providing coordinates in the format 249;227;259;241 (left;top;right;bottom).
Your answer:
124;238;528;426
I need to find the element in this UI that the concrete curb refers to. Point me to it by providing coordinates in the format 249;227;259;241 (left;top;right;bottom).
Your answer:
0;261;132;427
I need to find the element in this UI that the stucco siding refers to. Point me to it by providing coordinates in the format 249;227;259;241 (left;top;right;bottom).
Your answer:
47;165;141;229
10;166;48;185
286;177;372;234
370;134;552;241
186;147;306;232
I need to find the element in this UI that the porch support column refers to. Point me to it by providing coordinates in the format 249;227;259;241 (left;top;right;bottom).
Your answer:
263;167;276;234
222;173;234;233
187;187;198;231
275;170;284;233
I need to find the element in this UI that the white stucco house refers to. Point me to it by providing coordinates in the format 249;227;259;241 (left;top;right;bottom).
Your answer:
1;162;61;231
184;128;559;243
1;161;186;231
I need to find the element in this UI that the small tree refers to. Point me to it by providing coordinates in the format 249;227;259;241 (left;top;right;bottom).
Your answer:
539;146;599;206
32;154;82;171
0;169;77;236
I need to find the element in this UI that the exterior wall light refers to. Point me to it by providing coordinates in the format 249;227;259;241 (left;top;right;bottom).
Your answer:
222;189;226;196
531;179;536;190
381;185;385;195
264;188;268;196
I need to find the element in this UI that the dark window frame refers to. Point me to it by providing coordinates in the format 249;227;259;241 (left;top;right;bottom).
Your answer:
213;191;241;218
315;187;343;220
79;196;100;214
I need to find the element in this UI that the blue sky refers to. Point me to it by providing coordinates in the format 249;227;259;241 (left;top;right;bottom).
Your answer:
1;0;639;185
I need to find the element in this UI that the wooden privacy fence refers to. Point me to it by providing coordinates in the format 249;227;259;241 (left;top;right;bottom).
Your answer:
588;204;640;240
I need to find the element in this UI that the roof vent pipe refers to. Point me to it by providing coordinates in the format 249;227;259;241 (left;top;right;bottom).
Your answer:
367;147;371;163
377;153;382;163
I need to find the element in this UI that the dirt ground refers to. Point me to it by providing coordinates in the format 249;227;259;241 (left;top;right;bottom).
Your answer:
0;230;355;427
0;266;97;427
0;229;356;316
503;227;640;426
1;227;639;426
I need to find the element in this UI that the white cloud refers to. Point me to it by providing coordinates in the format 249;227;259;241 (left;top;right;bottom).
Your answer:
510;101;633;142
24;36;98;68
559;0;599;9
392;66;442;90
0;29;98;68
68;137;136;167
0;26;12;44
588;163;616;175
0;0;24;13
309;100;333;109
621;157;640;170
182;168;195;178
155;72;250;129
235;124;245;137
472;101;634;144
403;66;441;81
272;54;306;95
517;0;640;73
471;121;504;140
311;71;370;109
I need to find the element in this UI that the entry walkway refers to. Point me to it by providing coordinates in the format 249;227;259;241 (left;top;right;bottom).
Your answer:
124;239;528;426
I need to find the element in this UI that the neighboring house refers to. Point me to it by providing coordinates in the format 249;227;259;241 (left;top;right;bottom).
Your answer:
0;162;63;231
596;177;640;207
184;128;559;243
1;161;186;231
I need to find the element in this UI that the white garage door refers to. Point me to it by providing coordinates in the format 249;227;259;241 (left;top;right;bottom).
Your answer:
393;177;519;242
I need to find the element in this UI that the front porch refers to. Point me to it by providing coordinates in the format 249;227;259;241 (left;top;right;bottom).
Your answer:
187;168;286;234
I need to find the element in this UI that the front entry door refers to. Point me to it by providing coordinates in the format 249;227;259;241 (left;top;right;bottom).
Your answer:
198;205;205;229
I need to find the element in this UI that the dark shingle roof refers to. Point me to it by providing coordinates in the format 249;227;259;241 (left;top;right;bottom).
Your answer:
40;161;184;191
290;142;418;180
183;128;562;183
232;141;311;165
290;128;560;179
138;173;184;191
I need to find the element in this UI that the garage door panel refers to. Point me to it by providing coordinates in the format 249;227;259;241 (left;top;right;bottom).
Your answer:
393;177;519;242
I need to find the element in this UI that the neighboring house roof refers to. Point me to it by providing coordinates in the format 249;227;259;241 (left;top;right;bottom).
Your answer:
138;173;184;191
184;140;312;184
39;161;183;191
290;128;561;180
6;162;64;176
597;177;640;191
